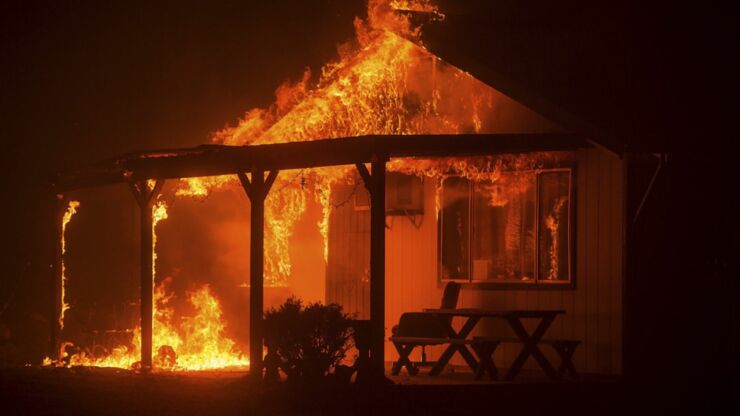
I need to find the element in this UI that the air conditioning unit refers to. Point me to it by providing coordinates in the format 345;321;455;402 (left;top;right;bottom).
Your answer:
354;172;424;215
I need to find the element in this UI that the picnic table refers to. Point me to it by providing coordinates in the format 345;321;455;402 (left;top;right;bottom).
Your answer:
419;308;566;381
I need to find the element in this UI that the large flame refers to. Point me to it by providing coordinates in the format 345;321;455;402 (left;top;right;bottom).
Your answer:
176;0;514;287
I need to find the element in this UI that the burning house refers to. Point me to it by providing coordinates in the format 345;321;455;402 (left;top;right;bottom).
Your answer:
43;0;666;382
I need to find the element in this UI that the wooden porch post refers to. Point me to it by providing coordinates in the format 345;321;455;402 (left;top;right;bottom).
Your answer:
128;179;165;371
238;168;278;382
356;153;388;376
370;156;387;376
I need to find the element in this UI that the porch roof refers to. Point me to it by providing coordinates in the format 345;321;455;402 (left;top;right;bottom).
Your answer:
53;133;586;192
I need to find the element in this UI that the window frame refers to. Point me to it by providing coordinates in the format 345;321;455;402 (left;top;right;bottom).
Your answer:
437;166;576;290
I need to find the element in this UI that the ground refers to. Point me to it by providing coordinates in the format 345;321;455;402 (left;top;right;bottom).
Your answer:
0;367;730;415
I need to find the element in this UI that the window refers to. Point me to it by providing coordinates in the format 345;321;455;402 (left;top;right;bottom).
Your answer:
439;168;573;287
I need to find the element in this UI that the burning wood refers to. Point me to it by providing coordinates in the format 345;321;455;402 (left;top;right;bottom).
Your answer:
59;200;80;331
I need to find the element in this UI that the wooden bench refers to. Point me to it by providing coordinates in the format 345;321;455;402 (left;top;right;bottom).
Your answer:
390;336;476;376
495;337;581;380
390;335;580;381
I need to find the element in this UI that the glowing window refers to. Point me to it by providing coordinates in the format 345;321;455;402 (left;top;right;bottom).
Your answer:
439;169;573;287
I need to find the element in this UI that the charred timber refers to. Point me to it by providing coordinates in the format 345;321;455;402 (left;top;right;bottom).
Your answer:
49;195;65;359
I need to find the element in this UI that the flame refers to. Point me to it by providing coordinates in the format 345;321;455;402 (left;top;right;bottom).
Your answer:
176;175;234;198
389;0;438;13
155;282;249;370
152;200;168;278
60;200;79;330
147;200;248;370
54;281;248;370
51;200;248;370
544;196;567;280
265;178;309;275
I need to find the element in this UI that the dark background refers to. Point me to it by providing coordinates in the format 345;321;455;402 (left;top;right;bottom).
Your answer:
1;0;736;400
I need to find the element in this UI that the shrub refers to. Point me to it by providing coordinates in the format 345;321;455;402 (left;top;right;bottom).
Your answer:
263;297;353;381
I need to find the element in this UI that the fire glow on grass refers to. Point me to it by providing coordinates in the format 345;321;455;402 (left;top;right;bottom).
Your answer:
50;0;567;371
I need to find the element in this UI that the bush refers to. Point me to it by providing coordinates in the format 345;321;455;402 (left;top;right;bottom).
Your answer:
263;297;353;382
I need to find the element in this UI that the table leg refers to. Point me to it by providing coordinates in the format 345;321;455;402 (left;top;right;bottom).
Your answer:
553;342;579;380
472;342;499;380
391;341;419;376
429;316;480;376
428;343;456;376
504;315;558;381
457;343;480;371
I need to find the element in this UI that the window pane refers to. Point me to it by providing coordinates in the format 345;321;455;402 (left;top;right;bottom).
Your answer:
538;170;571;281
472;172;536;281
440;177;470;280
